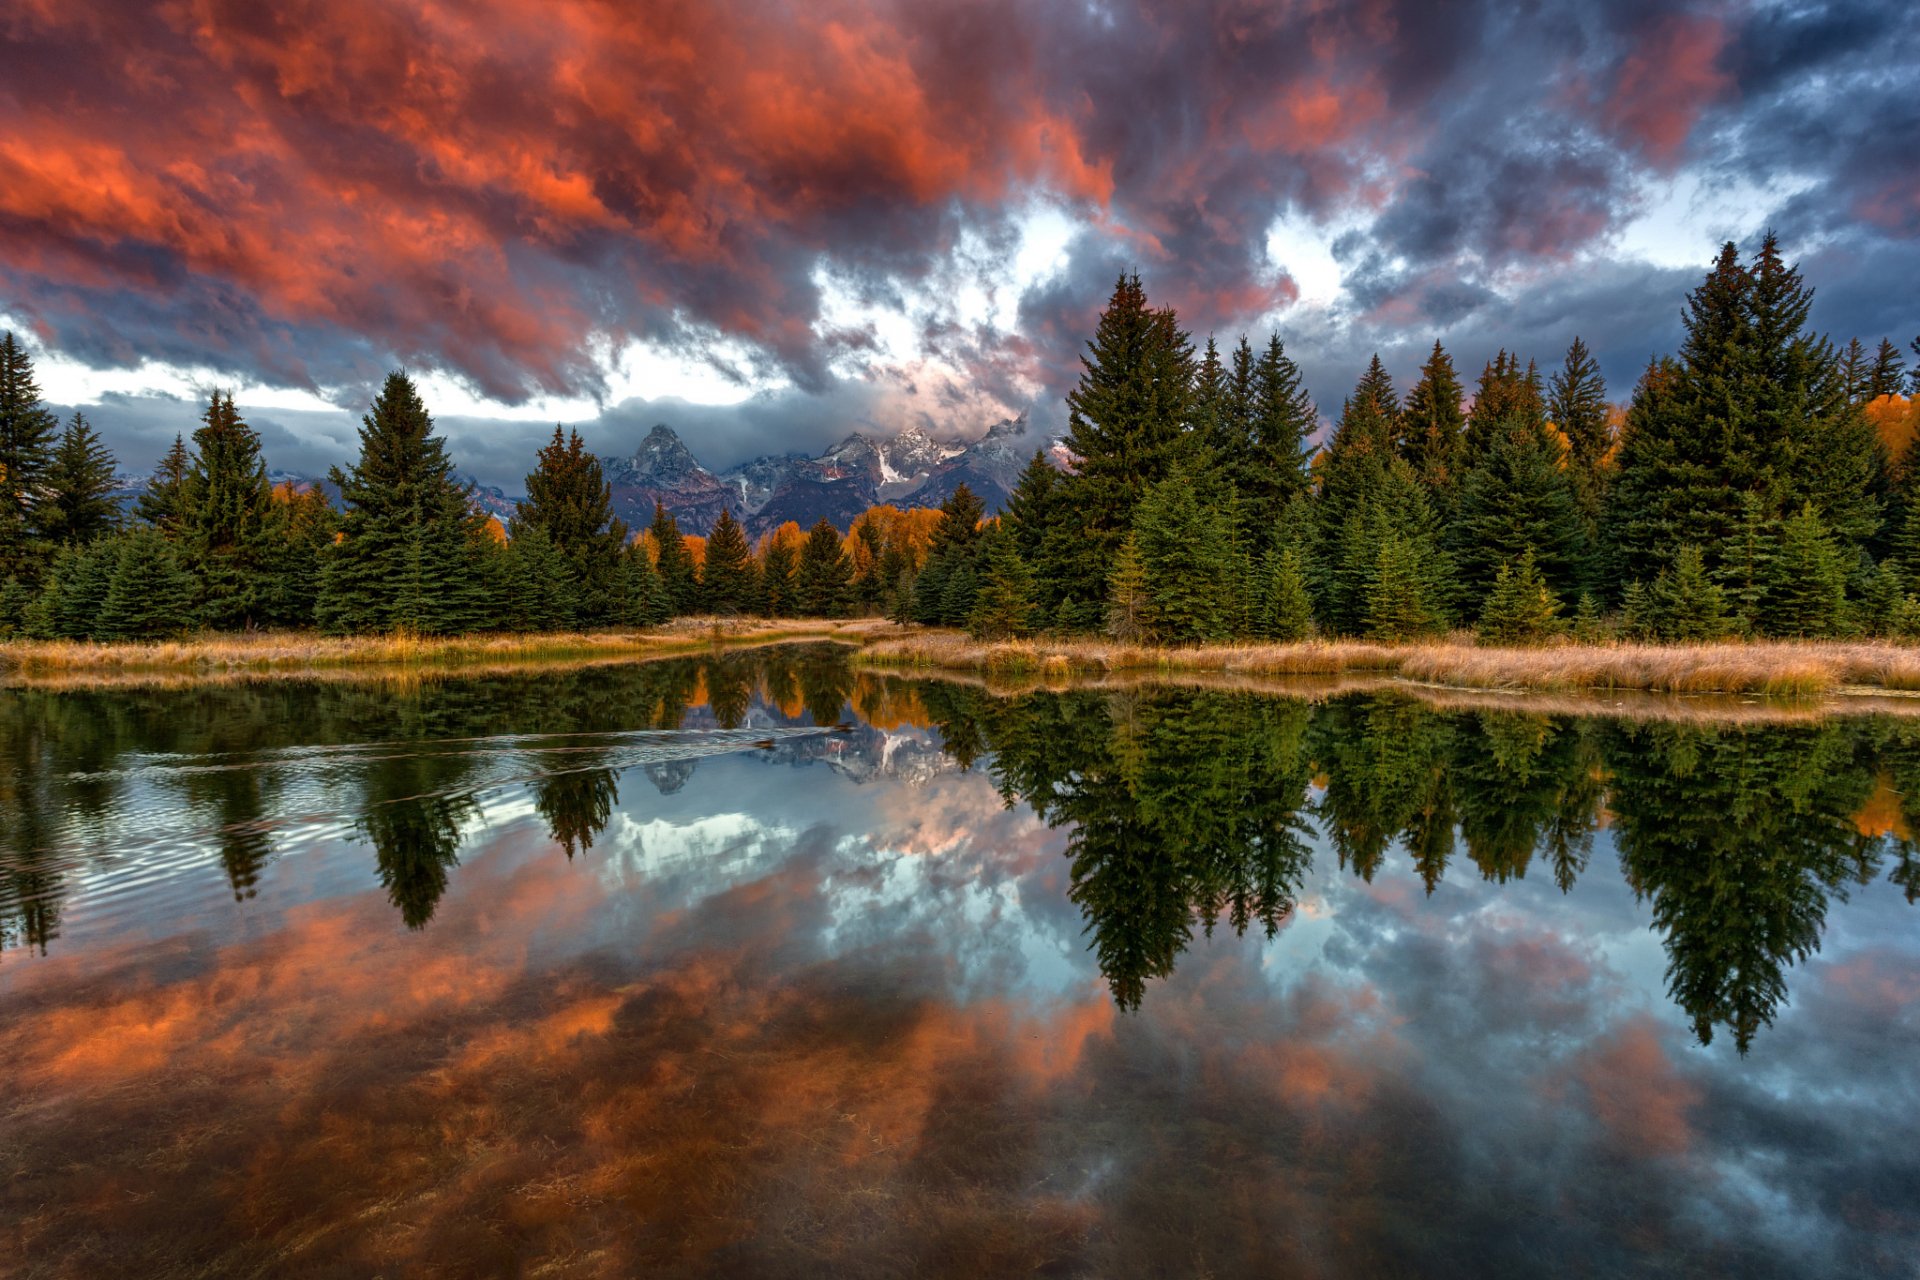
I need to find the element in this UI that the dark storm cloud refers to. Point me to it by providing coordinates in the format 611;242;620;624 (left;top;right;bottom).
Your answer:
1;0;1916;469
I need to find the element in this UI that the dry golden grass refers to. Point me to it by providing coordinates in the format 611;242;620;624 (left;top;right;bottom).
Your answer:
856;628;1920;699
0;617;863;688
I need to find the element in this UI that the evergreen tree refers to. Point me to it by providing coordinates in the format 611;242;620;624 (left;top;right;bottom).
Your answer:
1398;340;1467;504
1132;467;1231;645
1243;334;1317;549
1549;337;1610;473
622;545;672;625
1363;533;1444;640
1002;450;1063;622
794;518;852;617
36;413;119;549
1764;503;1847;637
1869;337;1908;400
968;527;1038;639
180;391;273;629
259;483;338;628
760;537;798;618
25;539;116;638
1477;550;1561;645
701;507;756;614
1106;534;1152;642
648;502;699;616
1314;357;1407;629
0;331;60;584
1465;351;1546;454
96;527;196;639
501;525;580;631
513;427;628;624
1058;274;1196;573
1838;337;1871;404
1258;546;1314;641
1642;545;1733;642
316;372;490;635
1712;492;1775;633
1449;417;1588;602
135;435;192;533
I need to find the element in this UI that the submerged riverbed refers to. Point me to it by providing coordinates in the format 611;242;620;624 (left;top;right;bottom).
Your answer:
3;644;1916;1277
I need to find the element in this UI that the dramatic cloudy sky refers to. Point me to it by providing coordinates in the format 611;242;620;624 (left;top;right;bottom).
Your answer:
2;0;1917;487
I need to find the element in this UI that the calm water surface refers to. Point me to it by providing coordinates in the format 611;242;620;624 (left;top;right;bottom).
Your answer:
3;645;1917;1277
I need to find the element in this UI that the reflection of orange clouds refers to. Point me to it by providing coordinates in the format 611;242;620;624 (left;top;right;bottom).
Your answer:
1573;1018;1698;1157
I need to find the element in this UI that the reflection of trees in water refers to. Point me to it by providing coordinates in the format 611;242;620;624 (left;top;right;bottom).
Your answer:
535;769;620;859
922;684;1911;1047
1607;721;1880;1052
928;686;1315;1010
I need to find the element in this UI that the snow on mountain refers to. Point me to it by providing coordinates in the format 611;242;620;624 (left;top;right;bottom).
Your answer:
599;414;1047;537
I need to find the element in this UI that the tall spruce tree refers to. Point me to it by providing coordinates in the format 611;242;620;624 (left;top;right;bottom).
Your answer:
135;435;193;533
968;526;1039;639
1244;335;1317;550
795;518;852;617
259;483;337;628
316;372;490;634
37;412;119;548
1465;351;1546;455
1058;274;1196;571
1869;339;1908;400
648;502;699;616
1448;418;1588;602
180;391;273;629
513;427;629;624
1399;341;1467;507
1003;450;1066;625
761;536;799;617
0;332;60;585
701;507;756;614
1132;466;1232;645
1549;337;1610;474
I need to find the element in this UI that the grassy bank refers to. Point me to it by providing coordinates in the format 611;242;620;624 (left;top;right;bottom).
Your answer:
855;629;1920;698
0;617;880;686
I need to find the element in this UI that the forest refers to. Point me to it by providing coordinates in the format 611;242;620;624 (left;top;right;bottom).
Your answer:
2;232;1918;648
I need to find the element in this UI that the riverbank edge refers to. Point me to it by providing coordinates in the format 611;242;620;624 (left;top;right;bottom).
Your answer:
852;630;1920;699
0;618;880;686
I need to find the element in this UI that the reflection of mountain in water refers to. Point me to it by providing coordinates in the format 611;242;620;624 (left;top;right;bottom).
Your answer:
642;759;696;795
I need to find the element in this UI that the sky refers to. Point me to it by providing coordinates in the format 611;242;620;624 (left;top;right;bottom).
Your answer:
2;0;1917;488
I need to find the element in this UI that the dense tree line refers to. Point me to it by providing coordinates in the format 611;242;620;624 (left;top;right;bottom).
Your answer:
2;236;1918;644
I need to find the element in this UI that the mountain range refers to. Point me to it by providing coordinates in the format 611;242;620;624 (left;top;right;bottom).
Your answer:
110;417;1045;539
599;415;1038;537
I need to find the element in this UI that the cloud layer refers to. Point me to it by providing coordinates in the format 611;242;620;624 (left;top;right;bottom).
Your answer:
2;0;1917;476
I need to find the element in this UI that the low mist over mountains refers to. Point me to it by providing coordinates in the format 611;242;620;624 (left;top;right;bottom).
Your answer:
112;417;1043;537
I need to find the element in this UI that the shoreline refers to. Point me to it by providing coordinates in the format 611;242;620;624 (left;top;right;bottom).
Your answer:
12;621;1920;707
853;629;1920;700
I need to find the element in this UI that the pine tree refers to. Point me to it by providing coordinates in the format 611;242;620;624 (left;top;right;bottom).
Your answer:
502;525;580;631
647;502;699;616
1449;418;1588;602
1549;337;1610;472
1363;533;1444;640
1132;467;1232;645
1315;358;1407;629
259;483;338;628
37;413;119;548
316;372;490;634
1243;334;1316;550
1259;546;1314;641
794;518;852;617
135;435;193;533
1398;340;1467;504
1764;503;1847;637
622;544;671;625
760;536;798;618
26;539;116;638
0;332;61;583
1477;550;1561;645
1002;450;1060;619
1715;491;1776;633
1869;338;1908;400
513;427;629;623
1838;337;1871;404
1465;351;1546;454
1643;545;1732;642
96;527;196;639
180;391;273;629
701;507;756;614
1058;274;1196;572
968;528;1038;639
1106;533;1152;642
